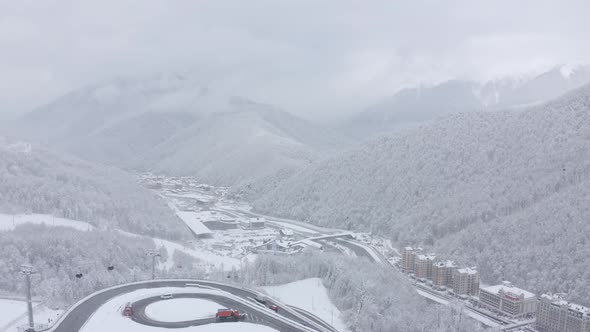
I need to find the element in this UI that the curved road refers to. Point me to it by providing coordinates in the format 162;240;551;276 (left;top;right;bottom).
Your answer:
49;279;335;332
132;293;294;331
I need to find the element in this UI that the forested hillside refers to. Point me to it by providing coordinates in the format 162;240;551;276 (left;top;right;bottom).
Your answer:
14;76;344;186
344;65;590;138
243;253;483;332
0;137;188;240
252;84;590;304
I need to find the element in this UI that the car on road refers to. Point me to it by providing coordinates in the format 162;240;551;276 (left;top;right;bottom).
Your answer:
255;294;267;304
269;305;279;312
160;293;173;299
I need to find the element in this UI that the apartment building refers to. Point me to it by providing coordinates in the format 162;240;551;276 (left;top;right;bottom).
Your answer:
452;267;480;296
401;246;422;273
536;293;590;332
432;260;458;288
414;253;436;279
479;281;537;318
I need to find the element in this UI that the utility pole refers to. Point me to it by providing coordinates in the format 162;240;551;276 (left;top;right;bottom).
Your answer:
147;250;161;280
20;264;36;331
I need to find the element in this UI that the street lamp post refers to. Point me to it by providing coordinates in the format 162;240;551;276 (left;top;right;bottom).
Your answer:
20;264;36;331
147;250;161;280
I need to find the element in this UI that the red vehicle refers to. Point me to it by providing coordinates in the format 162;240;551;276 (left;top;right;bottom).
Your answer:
216;309;246;322
270;305;279;312
123;302;133;317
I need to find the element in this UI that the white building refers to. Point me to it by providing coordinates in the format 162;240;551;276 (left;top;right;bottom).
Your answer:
536;293;590;332
453;267;480;296
479;281;537;318
240;217;265;229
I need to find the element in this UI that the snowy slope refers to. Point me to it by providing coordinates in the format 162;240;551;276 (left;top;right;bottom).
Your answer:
345;65;590;138
15;76;344;186
262;278;349;332
0;214;94;232
253;83;590;305
0;137;188;240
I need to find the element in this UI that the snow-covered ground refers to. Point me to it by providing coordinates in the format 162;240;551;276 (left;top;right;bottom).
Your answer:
145;298;220;322
0;299;28;329
151;237;241;271
0;300;62;332
0;214;94;232
262;278;349;332
80;287;279;332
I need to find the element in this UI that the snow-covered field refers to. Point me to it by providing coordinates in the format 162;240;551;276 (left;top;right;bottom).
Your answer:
151;237;241;270
145;298;219;322
0;299;28;329
0;214;93;232
262;278;349;332
80;287;279;332
0;300;62;332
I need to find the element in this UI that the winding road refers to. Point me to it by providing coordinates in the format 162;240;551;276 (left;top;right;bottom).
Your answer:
48;279;337;332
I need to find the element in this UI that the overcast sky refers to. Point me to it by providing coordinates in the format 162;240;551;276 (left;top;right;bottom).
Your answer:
1;0;590;120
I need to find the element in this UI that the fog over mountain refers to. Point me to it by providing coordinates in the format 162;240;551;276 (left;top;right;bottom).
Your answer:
3;2;590;331
13;76;345;185
345;65;590;138
252;84;590;304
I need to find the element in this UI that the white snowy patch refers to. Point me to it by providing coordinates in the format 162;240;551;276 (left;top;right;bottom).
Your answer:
559;64;575;78
0;300;62;332
145;298;220;322
0;299;28;328
151;237;241;271
262;278;349;332
0;214;94;232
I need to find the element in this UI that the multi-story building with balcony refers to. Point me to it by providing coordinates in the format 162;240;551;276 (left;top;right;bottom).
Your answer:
432;260;457;288
536;293;590;332
414;253;436;279
452;267;480;296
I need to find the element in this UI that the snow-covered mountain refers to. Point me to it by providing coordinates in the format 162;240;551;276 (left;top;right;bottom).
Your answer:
0;136;188;240
252;83;590;304
345;65;590;138
15;75;344;185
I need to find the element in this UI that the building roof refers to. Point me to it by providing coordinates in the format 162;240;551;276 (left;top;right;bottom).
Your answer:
434;260;457;268
541;294;590;317
481;282;536;299
457;267;478;275
416;253;436;260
